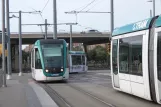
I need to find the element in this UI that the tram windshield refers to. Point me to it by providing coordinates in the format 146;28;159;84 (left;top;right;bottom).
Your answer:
72;55;85;65
72;55;81;65
42;44;63;68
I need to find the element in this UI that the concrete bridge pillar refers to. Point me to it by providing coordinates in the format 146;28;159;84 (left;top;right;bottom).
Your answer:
83;44;88;53
11;45;19;73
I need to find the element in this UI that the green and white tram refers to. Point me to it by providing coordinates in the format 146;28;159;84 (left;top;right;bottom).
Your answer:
68;51;88;73
111;15;161;104
31;39;69;81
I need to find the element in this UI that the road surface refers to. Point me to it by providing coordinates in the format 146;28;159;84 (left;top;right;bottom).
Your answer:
39;70;160;107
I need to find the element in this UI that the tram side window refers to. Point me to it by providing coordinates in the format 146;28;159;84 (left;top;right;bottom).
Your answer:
112;40;118;74
35;48;42;69
119;39;129;74
157;32;161;81
82;55;85;65
119;36;143;76
131;36;142;76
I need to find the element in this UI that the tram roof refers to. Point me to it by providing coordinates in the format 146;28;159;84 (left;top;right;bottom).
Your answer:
69;51;85;54
34;39;65;46
112;17;153;36
155;15;161;27
34;40;40;46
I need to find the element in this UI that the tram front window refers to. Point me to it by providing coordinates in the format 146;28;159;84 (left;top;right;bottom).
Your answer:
72;55;82;65
42;44;63;68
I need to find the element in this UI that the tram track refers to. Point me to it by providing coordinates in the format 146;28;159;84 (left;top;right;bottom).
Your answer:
39;83;73;107
39;82;116;107
68;84;116;107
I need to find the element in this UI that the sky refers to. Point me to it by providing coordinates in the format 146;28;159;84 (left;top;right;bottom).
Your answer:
0;0;161;33
0;0;161;49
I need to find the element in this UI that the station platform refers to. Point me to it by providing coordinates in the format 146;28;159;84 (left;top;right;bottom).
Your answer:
0;73;58;107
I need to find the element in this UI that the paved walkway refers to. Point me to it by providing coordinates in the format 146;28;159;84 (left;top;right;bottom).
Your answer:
0;73;58;107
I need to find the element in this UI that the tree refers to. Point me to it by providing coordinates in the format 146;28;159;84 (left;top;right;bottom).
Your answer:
94;45;107;61
87;49;96;61
73;46;83;51
87;45;107;61
22;50;30;62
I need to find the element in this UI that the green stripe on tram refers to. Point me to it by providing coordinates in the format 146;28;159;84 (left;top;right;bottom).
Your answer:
69;51;85;54
112;18;153;36
155;15;161;27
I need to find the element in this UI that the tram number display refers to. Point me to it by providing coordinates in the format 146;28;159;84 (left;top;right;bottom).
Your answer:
51;74;59;76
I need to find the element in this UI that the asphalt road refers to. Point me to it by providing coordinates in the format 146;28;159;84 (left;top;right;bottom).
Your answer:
46;70;161;107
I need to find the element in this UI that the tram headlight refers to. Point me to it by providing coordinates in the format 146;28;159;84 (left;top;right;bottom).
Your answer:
46;69;49;72
61;69;63;72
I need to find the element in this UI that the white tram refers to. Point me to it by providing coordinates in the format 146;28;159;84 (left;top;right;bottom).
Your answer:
111;15;161;104
68;51;88;73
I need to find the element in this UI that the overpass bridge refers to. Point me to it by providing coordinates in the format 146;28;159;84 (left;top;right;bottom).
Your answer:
10;32;111;45
9;31;111;72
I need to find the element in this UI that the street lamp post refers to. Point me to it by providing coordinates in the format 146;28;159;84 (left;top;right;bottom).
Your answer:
9;11;40;77
53;0;57;39
110;0;114;35
10;13;22;77
6;0;12;80
45;19;47;39
1;0;7;87
148;0;155;17
65;4;114;37
18;11;22;76
153;0;155;17
66;23;77;51
70;25;72;51
150;9;152;17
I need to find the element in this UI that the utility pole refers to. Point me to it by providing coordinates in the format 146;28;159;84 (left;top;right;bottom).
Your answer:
66;23;77;51
18;11;22;76
153;0;155;17
150;9;152;17
70;25;72;51
111;0;114;36
6;0;12;80
2;0;7;87
53;0;57;39
147;0;155;17
45;19;47;39
9;11;40;76
65;11;112;36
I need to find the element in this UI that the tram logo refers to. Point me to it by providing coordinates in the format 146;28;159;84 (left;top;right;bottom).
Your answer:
133;19;148;31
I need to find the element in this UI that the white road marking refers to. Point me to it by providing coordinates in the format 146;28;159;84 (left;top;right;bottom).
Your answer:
29;82;59;107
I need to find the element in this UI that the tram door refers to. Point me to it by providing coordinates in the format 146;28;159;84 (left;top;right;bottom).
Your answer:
155;31;161;103
31;48;35;78
112;40;120;88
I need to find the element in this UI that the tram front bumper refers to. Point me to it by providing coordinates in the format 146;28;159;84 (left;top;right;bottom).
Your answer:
46;76;64;81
